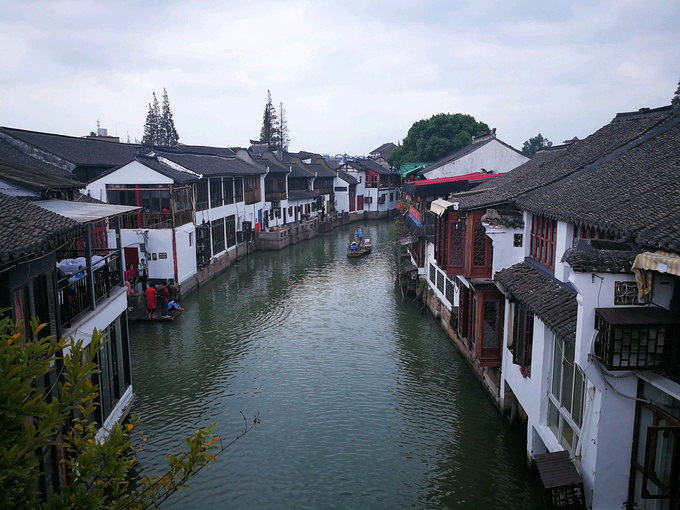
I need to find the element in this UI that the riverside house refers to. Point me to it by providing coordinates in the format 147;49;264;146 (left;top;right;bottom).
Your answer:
421;104;680;509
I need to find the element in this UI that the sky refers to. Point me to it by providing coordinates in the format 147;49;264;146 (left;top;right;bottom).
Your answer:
1;0;679;157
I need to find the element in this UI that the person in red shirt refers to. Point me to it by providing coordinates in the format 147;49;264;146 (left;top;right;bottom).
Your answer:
144;285;158;318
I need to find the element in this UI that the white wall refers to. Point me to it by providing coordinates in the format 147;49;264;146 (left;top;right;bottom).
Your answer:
86;161;173;202
424;139;528;180
484;223;524;275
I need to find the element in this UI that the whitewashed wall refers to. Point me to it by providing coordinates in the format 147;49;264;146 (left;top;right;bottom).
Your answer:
424;139;528;180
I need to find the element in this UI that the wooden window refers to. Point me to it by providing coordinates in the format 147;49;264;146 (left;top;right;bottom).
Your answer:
630;383;680;506
574;224;617;241
223;177;234;205
530;215;557;269
210;177;223;208
195;181;209;212
211;218;225;254
467;210;492;278
447;212;465;275
226;215;236;248
234;177;243;203
510;303;534;376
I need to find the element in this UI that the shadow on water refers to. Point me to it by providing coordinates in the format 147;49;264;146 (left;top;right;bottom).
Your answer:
129;220;544;509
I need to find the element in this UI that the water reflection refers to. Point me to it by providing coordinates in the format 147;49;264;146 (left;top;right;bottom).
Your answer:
130;221;543;509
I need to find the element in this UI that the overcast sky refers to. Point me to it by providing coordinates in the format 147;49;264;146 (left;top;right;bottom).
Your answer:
1;0;679;157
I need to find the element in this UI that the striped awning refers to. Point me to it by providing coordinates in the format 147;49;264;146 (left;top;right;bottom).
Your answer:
632;251;680;302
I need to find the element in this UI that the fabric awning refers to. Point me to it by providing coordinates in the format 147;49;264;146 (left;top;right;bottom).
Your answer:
632;251;680;302
430;198;456;217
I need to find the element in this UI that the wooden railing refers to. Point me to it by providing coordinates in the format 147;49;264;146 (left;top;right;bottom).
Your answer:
57;251;122;327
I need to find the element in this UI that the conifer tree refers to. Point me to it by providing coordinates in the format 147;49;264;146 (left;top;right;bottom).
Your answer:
160;88;180;146
141;92;161;145
278;101;290;150
259;90;280;148
672;78;680;106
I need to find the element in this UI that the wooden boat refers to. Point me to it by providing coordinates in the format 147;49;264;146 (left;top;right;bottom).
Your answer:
347;238;372;258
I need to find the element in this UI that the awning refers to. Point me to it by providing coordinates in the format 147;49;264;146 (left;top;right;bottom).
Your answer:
35;200;140;223
632;251;680;302
430;198;456;217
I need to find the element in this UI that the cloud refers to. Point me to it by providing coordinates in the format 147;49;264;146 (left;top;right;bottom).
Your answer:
0;0;678;155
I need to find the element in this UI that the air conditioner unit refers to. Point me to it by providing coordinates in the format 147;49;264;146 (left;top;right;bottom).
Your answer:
364;197;373;204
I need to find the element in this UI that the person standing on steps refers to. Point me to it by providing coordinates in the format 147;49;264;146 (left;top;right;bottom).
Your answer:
138;259;148;291
144;284;157;318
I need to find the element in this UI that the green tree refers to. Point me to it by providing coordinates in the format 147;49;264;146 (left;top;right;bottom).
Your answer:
160;88;180;146
259;90;280;148
141;92;161;146
521;133;551;157
0;316;256;509
387;113;490;169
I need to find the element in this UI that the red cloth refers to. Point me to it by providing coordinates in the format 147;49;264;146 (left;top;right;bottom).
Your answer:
144;286;158;309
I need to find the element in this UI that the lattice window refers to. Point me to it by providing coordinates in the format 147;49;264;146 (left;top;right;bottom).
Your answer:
482;301;501;349
514;234;523;247
437;270;445;293
429;264;436;284
211;218;225;254
472;221;487;267
615;281;638;305
448;218;465;268
530;215;557;269
445;279;455;304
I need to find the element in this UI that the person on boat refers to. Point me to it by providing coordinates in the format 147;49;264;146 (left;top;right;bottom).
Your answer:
168;300;185;311
144;284;158;318
350;241;358;252
356;227;364;245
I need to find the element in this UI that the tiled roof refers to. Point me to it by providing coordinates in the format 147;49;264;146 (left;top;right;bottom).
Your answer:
172;145;236;158
517;116;680;252
0;193;83;269
0;137;74;177
454;106;674;211
158;153;265;177
0;127;139;167
252;155;289;174
495;262;578;343
288;162;314;179
343;158;399;175
303;161;337;178
0;157;84;194
562;239;639;274
288;189;320;200
337;171;358;185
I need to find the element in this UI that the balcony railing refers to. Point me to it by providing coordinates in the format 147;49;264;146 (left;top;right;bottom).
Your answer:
57;250;123;327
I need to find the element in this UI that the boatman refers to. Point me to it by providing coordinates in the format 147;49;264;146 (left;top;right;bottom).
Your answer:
356;227;364;245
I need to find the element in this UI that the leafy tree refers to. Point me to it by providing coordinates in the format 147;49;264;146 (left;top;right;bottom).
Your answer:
142;92;161;146
278;101;290;150
387;113;490;169
259;90;280;148
0;316;257;509
160;88;180;146
672;78;680;106
521;133;551;157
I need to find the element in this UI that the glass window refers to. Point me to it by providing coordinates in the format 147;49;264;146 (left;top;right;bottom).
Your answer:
211;218;225;254
530;215;557;269
548;335;586;457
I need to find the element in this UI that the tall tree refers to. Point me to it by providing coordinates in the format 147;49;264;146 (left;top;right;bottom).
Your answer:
160;88;180;146
521;133;551;157
259;90;279;148
141;92;161;146
278;101;290;150
0;317;257;509
387;113;490;169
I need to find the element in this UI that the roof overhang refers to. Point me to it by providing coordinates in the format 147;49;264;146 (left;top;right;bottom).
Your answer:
430;198;457;216
35;200;140;223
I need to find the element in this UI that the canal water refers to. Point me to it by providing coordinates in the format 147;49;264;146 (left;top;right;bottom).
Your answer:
129;221;544;509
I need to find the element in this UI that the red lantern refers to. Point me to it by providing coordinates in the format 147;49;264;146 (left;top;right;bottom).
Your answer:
397;203;402;210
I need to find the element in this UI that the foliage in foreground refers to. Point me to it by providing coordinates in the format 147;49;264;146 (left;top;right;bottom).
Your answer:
0;316;257;509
